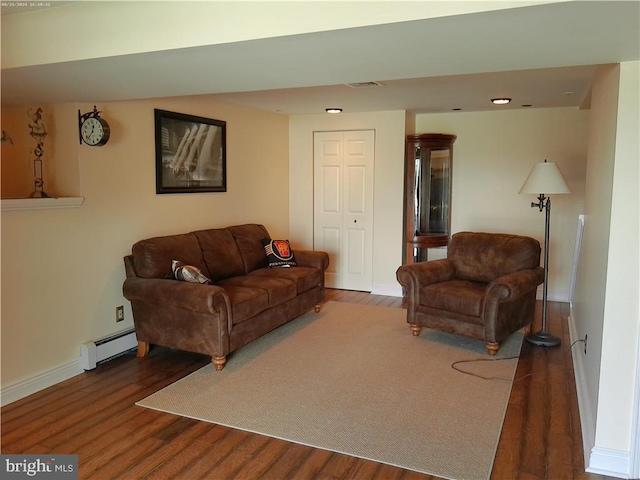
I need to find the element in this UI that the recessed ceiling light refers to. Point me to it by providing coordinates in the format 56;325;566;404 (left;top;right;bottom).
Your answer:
491;98;511;105
325;108;343;114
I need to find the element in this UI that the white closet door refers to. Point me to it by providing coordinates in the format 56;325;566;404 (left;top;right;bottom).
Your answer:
313;130;374;291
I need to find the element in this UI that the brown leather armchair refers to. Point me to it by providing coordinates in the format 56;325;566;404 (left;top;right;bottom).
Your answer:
396;232;544;355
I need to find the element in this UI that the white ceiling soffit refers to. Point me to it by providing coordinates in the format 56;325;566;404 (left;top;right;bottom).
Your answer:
214;66;599;114
1;1;638;113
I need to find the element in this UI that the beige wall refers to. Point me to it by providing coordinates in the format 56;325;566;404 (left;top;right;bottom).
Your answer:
1;95;289;387
579;62;639;454
416;108;590;299
289;111;407;295
598;60;640;452
573;64;620;452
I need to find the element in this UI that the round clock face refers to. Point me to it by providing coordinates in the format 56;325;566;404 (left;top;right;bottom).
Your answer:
81;117;110;146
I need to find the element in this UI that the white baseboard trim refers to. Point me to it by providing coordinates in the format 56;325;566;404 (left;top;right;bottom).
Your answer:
371;284;403;297
587;447;632;479
1;357;84;407
568;308;597;469
569;308;633;479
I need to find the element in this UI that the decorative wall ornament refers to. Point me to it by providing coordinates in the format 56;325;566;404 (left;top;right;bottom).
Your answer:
27;107;49;198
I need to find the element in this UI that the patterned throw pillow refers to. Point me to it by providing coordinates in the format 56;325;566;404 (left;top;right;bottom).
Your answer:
262;238;297;268
172;260;211;284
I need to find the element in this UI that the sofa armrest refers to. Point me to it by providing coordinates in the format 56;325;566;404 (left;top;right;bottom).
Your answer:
294;250;329;271
123;277;230;316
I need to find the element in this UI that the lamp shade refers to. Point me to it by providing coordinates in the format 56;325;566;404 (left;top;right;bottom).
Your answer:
519;161;571;195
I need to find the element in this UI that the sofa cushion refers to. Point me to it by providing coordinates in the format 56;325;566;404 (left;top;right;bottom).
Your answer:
133;234;208;279
228;224;270;273
172;260;211;284
421;280;486;317
448;232;541;283
262;238;297;268
220;286;269;324
192;228;245;282
249;267;321;294
217;275;297;308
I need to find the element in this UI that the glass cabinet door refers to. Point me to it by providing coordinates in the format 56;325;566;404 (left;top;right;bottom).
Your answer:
404;134;456;264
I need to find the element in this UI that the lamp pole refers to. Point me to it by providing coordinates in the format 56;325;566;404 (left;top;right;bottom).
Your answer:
526;193;561;347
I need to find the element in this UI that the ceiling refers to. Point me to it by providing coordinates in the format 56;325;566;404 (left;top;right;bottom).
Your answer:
1;1;639;114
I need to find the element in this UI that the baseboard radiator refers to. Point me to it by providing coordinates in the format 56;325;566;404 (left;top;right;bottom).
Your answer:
80;328;137;370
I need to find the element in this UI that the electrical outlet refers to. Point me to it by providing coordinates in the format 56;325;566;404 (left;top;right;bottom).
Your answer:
116;305;124;322
584;334;588;354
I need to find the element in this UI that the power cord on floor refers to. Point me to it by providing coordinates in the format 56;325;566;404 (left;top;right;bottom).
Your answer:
451;337;587;382
451;356;520;382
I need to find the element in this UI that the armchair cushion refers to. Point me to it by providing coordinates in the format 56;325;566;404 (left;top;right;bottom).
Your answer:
422;280;486;317
448;232;541;283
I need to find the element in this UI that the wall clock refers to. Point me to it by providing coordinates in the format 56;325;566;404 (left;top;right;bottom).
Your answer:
78;106;110;146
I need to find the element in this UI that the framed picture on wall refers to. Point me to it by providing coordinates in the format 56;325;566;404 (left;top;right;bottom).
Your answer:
154;109;226;194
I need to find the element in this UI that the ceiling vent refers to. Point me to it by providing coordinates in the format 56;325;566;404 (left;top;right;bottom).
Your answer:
345;81;384;89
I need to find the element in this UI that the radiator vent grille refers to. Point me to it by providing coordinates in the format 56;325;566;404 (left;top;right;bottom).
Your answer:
345;81;384;89
80;328;137;370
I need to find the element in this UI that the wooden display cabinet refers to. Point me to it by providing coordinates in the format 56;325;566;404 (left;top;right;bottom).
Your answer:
403;133;457;264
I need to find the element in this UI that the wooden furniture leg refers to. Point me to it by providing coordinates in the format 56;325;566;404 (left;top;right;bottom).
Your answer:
410;324;422;336
212;356;227;371
486;342;500;356
314;303;322;313
137;341;149;358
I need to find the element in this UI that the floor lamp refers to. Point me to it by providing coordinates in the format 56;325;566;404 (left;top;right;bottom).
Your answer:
519;159;571;347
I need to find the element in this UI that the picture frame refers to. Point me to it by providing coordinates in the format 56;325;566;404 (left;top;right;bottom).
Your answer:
154;109;226;194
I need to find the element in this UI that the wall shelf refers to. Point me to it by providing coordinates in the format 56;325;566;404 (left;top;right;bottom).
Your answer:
1;197;84;212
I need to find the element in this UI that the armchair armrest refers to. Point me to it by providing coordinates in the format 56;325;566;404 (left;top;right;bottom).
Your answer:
396;259;456;290
396;260;457;312
483;267;544;342
123;277;230;316
484;267;544;303
294;250;329;271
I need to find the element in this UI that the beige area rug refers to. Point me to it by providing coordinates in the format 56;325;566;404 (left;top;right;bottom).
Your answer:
137;301;522;480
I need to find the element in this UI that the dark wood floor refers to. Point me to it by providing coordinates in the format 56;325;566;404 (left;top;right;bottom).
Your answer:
1;289;609;479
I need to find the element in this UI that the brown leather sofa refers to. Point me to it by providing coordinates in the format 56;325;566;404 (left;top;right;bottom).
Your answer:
396;232;544;355
123;224;329;370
